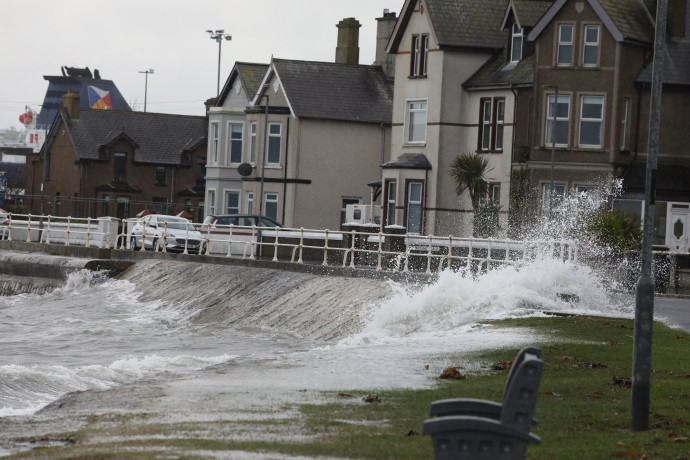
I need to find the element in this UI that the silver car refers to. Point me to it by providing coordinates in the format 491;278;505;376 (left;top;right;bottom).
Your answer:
130;214;205;253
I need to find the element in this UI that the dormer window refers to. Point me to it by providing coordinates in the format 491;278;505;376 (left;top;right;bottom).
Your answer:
114;153;127;184
583;25;600;67
511;24;523;63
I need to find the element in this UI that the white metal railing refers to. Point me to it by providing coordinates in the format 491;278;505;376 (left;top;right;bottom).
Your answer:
1;213;580;274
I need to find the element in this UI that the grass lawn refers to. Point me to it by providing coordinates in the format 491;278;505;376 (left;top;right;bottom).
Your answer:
9;315;690;459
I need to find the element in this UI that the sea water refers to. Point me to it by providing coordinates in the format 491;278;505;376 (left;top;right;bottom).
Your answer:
0;256;634;418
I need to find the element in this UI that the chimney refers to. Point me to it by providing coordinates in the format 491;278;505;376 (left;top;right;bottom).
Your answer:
335;17;361;64
375;9;398;78
668;0;687;38
62;88;80;119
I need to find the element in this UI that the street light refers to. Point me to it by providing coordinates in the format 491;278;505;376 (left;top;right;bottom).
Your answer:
206;29;232;97
138;69;154;112
258;90;270;218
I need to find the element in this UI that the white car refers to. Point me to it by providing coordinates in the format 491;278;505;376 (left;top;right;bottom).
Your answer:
0;209;8;240
130;214;205;253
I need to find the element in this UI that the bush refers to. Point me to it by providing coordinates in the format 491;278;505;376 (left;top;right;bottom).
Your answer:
585;211;642;252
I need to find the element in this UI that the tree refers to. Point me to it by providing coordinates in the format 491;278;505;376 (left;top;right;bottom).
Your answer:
449;153;498;237
449;153;491;209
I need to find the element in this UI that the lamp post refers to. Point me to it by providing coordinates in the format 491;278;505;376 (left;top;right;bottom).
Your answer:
138;69;154;112
206;29;232;97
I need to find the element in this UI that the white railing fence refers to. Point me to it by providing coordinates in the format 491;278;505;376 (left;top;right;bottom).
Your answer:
1;213;579;274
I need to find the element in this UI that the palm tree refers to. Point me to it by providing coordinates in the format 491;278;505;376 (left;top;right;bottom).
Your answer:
449;153;491;209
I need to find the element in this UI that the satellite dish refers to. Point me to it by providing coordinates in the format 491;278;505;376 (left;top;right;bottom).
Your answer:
237;163;253;177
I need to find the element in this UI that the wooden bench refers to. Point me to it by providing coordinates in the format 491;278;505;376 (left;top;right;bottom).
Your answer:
423;347;543;459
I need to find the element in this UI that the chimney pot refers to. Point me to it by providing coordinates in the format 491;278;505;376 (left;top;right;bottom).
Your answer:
335;17;361;65
62;90;80;119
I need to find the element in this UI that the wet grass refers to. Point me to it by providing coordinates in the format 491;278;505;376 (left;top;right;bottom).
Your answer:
6;316;690;459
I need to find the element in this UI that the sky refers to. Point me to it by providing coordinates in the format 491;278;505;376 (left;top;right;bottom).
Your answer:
0;0;399;131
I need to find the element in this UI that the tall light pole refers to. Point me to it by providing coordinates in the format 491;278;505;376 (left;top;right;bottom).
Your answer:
258;92;269;218
138;69;154;112
207;29;231;98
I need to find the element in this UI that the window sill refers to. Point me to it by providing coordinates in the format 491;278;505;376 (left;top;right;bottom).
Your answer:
408;75;428;79
403;142;426;147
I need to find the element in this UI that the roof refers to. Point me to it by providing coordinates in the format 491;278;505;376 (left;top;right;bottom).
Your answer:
464;52;535;89
388;0;510;53
216;62;269;106
528;0;654;44
636;4;690;87
502;0;554;29
57;109;207;165
37;71;131;130
382;153;432;169
265;59;393;124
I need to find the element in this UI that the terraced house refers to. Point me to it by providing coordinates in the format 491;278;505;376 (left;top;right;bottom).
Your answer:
517;0;690;251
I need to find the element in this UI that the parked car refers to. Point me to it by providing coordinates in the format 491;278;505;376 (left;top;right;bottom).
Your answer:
130;214;205;253
0;208;8;240
201;214;282;229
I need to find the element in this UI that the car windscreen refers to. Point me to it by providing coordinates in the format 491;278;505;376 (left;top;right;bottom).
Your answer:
160;219;196;231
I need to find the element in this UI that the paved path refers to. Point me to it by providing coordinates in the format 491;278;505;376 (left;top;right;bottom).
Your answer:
655;296;690;333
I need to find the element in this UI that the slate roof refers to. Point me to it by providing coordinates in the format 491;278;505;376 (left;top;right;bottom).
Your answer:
464;51;535;88
636;4;690;86
511;0;554;27
271;59;393;124
381;153;432;169
528;0;654;44
217;62;269;106
60;110;207;165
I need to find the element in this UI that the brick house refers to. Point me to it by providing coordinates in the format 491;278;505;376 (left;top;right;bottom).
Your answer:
25;90;208;222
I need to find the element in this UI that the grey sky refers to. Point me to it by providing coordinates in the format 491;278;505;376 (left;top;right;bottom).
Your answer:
0;0;398;131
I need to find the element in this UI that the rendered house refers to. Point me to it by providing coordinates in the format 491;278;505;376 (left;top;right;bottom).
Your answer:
382;0;549;237
205;62;268;217
24;91;208;222
521;0;690;250
212;14;397;231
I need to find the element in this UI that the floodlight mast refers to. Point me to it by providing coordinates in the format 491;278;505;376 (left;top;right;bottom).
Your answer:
207;29;232;97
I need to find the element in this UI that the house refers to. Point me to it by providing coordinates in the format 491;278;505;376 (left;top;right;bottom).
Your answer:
206;62;269;217
519;0;690;250
382;0;549;237
24;90;208;222
207;13;397;231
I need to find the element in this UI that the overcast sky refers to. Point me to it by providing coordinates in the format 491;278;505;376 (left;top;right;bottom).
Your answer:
0;0;399;131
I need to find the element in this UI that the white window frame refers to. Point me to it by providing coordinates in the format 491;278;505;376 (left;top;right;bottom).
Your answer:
228;122;243;165
578;95;604;148
207;189;216;216
582;24;600;67
210;123;219;165
386;180;396;226
494;99;505;151
557;24;574;66
620;98;630;151
225;190;240;214
575;185;599;209
490;183;501;204
406;181;423;234
249;122;257;163
545;94;570;147
480;99;492;151
341;197;362;225
541;183;566;218
246;191;254;215
411;35;420;77
267;122;282;165
264;193;279;221
405;99;428;144
511;24;523;63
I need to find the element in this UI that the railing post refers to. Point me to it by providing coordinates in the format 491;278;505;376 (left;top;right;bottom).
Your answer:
26;214;32;243
205;224;211;256
297;228;304;264
183;221;189;254
227;225;234;258
403;233;410;273
425;234;433;275
105;219;111;249
85;217;91;248
120;218;127;250
249;226;257;260
348;230;356;268
376;231;383;271
65;216;71;246
45;216;52;244
162;221;168;253
322;229;330;266
272;228;279;262
5;213;12;241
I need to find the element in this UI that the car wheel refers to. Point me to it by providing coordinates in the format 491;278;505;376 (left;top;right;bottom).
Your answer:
130;236;138;251
152;237;159;252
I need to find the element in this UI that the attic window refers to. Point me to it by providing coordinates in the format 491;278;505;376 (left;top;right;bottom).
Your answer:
114;152;127;184
409;34;429;78
511;24;523;63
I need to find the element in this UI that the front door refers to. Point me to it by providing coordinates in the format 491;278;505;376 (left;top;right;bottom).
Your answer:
667;208;690;252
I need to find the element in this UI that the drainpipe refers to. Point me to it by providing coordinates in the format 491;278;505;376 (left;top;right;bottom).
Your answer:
259;93;269;218
378;122;385;224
